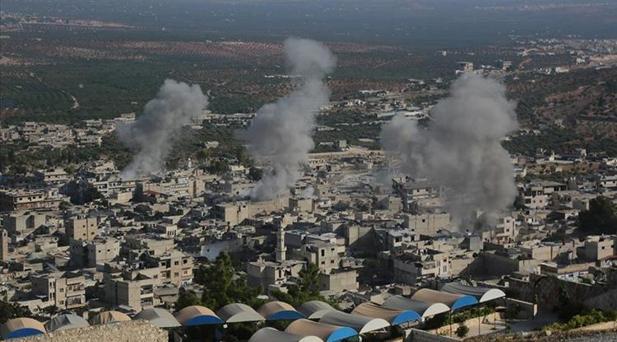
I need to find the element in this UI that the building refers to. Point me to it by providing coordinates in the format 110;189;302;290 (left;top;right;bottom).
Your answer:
3;212;46;235
31;271;86;310
298;242;342;274
456;61;474;74
319;269;359;293
145;251;194;287
403;213;451;236
392;178;440;212
70;238;120;268
247;259;305;290
0;189;64;212
103;265;158;312
34;168;70;185
580;236;616;261
393;249;450;284
65;217;98;241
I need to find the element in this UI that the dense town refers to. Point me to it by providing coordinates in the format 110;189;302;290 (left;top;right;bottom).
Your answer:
1;58;617;341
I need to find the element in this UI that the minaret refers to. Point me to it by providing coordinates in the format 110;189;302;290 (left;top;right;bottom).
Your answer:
0;229;8;262
275;224;286;263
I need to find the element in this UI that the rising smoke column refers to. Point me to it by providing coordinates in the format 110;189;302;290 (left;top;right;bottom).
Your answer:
245;38;336;200
381;74;518;226
117;79;208;179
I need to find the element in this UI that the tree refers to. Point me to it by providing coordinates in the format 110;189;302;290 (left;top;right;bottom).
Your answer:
195;253;262;309
176;288;201;310
578;196;617;235
248;167;263;182
0;299;31;324
272;263;324;307
297;262;321;297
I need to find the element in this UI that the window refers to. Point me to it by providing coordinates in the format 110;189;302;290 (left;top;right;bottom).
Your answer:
174;261;179;266
321;250;325;257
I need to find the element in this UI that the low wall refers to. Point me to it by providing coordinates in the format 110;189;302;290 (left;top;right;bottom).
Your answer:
406;328;459;342
24;320;168;342
431;312;501;337
505;298;537;319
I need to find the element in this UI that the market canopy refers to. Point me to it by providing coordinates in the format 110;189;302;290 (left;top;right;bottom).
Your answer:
249;327;323;342
89;311;131;325
411;288;478;311
383;295;450;319
217;303;265;323
319;311;390;334
1;318;46;340
258;301;304;321
297;300;336;320
175;305;224;326
286;319;358;342
352;302;420;325
440;282;506;303
45;314;89;332
134;308;181;328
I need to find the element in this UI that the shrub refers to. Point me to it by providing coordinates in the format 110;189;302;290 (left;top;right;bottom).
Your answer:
456;324;469;338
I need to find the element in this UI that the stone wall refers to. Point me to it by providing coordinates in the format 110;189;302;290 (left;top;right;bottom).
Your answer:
406;328;459;342
24;320;167;342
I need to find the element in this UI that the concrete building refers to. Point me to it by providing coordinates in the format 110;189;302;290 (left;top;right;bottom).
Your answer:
247;259;305;290
34;168;70;185
403;213;451;236
146;251;194;287
393;249;450;284
31;271;86;310
319;269;359;293
70;238;120;268
3;212;46;235
103;265;158;312
581;236;616;261
0;189;64;212
214;196;289;227
298;242;341;274
65;217;98;241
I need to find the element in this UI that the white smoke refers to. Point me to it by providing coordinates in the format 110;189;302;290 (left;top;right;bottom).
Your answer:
117;79;208;180
244;38;336;200
381;74;518;226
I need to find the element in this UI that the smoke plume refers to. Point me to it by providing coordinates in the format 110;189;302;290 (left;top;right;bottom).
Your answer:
381;74;518;226
245;38;336;200
118;79;208;179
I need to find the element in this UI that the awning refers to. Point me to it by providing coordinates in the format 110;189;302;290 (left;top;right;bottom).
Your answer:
134;308;181;328
297;301;336;320
217;303;265;323
440;282;506;303
352;302;420;325
89;311;131;325
286;319;358;342
319;311;390;334
1;318;46;339
249;327;322;342
258;301;304;321
411;289;478;311
175;305;224;326
383;295;450;319
45;314;89;332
